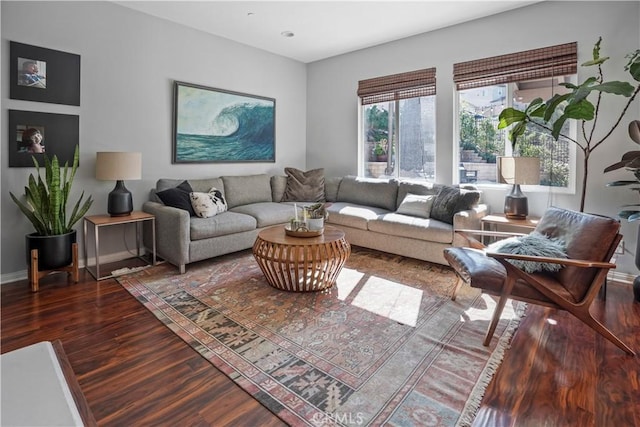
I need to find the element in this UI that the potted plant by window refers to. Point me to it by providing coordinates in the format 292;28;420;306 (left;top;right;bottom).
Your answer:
373;140;388;162
9;145;93;271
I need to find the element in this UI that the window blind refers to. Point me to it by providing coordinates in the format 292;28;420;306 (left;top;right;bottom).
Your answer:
453;42;577;90
358;68;436;105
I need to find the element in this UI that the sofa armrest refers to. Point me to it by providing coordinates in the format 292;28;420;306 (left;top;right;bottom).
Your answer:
143;201;191;272
452;204;488;247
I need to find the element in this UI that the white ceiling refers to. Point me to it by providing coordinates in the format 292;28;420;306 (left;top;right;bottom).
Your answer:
114;1;541;63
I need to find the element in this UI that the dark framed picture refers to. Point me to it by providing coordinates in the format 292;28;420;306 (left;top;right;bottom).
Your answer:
173;81;275;163
10;41;81;106
8;110;80;168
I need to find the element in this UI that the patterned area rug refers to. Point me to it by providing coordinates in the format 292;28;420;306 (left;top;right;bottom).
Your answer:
117;247;524;426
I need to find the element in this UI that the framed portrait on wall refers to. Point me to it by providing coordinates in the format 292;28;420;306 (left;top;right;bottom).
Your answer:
173;81;276;163
8;110;80;168
10;41;81;106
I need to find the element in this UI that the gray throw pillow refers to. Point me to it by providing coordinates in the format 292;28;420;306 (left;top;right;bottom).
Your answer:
430;186;480;224
281;167;325;202
487;231;567;273
396;193;435;218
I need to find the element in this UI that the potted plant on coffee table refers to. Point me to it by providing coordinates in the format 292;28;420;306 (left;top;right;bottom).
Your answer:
9;145;93;277
304;203;328;231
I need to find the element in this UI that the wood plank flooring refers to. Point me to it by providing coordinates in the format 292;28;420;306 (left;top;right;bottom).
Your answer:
2;263;639;426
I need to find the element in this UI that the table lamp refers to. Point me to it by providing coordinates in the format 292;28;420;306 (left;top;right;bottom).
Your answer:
497;156;540;219
96;152;142;216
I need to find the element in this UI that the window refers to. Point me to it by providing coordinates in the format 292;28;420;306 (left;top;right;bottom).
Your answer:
358;68;436;180
454;43;577;189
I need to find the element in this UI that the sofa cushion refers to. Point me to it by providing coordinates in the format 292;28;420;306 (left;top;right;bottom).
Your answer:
271;175;288;202
222;174;272;209
326;202;390;230
231;202;294;228
396;193;435;219
324;177;342;202
430;186;480;225
281;167;326;202
190;211;256;240
190;188;228;218
156;180;196;216
369;213;454;244
336;176;398;211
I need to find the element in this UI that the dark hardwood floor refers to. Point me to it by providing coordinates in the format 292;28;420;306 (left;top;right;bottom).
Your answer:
2;264;639;426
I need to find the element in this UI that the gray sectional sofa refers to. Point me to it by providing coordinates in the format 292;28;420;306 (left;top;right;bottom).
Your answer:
143;174;487;273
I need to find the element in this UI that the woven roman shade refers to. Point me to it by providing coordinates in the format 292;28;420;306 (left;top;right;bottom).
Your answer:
358;68;436;105
453;42;577;90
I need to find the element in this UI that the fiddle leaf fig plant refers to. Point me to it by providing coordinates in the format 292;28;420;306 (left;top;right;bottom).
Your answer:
9;145;93;236
498;37;640;212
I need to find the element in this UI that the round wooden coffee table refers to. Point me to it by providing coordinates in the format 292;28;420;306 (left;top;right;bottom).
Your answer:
252;225;351;292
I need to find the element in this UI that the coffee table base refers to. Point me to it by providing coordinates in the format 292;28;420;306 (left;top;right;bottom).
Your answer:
253;234;350;292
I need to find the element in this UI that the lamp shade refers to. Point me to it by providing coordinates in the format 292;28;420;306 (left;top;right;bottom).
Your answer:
96;152;142;181
497;156;540;185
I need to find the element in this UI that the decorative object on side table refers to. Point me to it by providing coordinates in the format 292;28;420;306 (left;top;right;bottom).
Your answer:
497;156;540;219
9;145;93;291
604;120;640;302
304;202;327;231
96;152;142;217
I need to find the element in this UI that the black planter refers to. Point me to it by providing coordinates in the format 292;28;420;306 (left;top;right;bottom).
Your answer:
26;230;77;271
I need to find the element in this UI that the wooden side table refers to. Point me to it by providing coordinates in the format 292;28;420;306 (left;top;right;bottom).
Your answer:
253;225;351;292
480;213;540;244
83;211;156;281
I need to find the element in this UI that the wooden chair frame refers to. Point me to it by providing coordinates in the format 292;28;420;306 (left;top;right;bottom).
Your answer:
450;229;634;356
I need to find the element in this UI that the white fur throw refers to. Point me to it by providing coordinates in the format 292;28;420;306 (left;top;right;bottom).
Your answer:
487;231;567;273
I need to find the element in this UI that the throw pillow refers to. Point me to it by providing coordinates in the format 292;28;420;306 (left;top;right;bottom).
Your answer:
430;186;480;224
190;187;228;218
396;193;435;219
281;167;325;202
156;180;195;216
487;232;567;274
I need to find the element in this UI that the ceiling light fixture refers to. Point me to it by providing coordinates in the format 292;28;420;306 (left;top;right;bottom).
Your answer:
281;31;294;38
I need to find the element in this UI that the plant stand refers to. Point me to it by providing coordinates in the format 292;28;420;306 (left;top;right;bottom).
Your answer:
28;242;79;292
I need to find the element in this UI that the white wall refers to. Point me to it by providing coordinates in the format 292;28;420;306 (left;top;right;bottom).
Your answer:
1;1;307;279
307;1;640;274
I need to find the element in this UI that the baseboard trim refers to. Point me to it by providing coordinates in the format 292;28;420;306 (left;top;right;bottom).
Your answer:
1;249;149;285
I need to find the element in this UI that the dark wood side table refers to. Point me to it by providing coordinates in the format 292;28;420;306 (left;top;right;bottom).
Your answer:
83;211;156;281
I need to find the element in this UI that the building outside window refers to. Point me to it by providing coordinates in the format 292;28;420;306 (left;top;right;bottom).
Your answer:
358;68;436;180
454;42;578;191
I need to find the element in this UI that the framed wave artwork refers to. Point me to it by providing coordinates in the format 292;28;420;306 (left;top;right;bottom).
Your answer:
173;81;276;163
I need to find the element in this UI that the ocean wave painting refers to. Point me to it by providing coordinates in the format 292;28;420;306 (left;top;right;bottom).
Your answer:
174;82;275;163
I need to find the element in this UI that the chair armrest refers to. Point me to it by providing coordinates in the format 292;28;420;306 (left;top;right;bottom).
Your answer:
143;201;191;268
486;251;617;269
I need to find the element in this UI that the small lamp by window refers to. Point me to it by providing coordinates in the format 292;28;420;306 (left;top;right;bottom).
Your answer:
96;152;142;217
497;156;540;219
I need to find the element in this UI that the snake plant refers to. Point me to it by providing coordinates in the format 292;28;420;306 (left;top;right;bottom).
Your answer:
10;145;93;236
